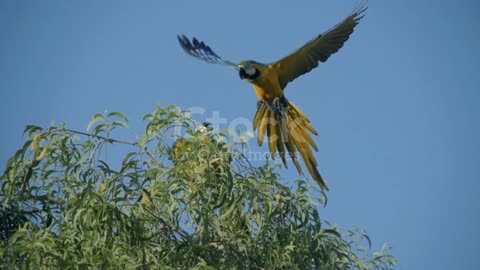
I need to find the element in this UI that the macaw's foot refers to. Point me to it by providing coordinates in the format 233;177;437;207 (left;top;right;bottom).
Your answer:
271;96;289;117
257;100;266;111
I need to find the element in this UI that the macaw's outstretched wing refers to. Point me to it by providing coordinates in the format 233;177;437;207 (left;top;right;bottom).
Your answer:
177;35;238;68
270;4;367;89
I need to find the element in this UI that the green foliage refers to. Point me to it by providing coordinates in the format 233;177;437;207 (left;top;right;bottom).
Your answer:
1;105;397;269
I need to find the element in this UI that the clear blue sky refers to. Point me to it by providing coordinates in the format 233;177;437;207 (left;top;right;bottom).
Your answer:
1;1;479;269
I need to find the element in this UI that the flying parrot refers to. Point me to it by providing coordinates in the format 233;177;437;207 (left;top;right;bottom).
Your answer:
177;4;367;190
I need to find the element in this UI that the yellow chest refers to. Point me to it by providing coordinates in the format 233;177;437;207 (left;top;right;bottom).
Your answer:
248;66;283;103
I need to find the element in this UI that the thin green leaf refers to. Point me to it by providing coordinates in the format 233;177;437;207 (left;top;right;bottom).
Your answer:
87;114;105;132
108;112;129;122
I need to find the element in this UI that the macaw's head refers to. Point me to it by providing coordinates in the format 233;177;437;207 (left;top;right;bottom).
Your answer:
238;60;262;80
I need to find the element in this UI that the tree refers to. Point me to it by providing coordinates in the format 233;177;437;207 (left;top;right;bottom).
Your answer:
1;105;397;269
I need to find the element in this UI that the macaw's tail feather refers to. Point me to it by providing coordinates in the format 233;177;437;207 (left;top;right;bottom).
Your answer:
253;97;329;191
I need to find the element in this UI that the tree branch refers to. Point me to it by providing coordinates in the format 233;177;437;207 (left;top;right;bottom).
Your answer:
60;128;162;167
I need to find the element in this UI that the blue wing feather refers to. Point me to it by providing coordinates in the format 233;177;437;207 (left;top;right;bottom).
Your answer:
177;35;237;68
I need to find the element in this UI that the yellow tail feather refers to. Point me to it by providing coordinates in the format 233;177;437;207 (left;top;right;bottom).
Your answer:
253;99;329;190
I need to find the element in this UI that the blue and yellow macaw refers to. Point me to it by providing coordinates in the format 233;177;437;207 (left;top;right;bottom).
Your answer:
177;4;367;190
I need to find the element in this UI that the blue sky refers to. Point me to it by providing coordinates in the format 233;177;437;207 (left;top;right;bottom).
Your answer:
1;1;479;269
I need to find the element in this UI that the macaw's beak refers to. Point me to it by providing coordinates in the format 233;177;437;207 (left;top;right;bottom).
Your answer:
239;67;247;79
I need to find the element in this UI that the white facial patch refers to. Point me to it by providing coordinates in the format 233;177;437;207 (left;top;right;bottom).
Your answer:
245;65;256;76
